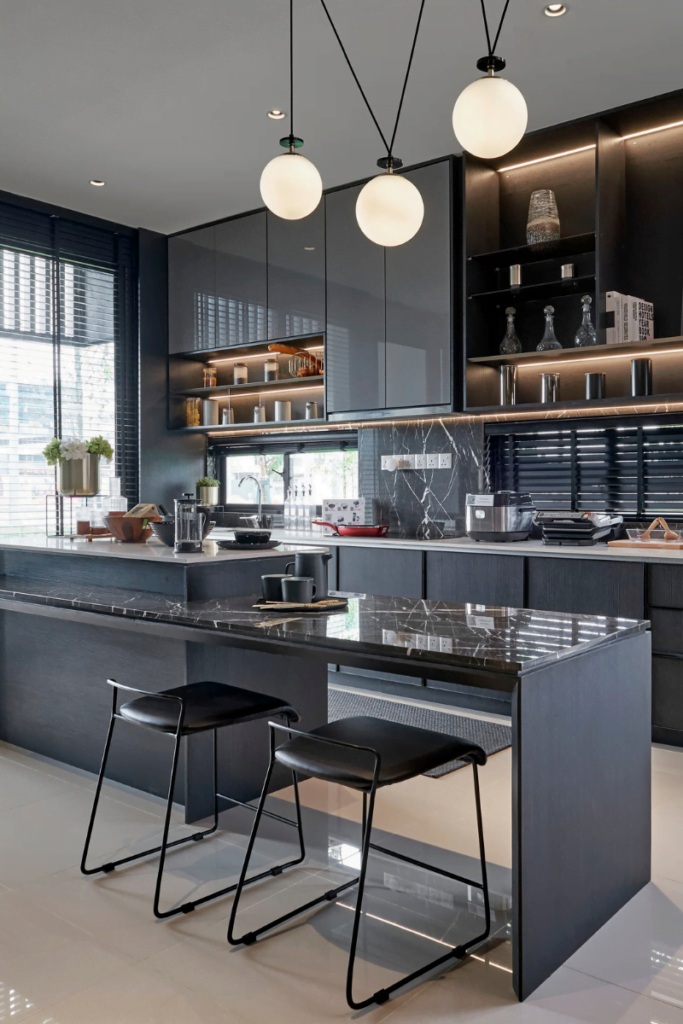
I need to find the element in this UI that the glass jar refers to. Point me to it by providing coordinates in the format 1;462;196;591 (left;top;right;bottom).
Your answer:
186;397;201;427
203;366;217;388
234;363;248;386
264;357;279;381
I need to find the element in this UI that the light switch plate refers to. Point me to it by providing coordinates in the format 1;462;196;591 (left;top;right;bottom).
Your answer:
438;453;453;469
414;454;426;470
381;456;395;471
426;454;439;469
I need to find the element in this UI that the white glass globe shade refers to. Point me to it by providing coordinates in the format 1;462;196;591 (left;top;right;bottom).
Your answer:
355;172;424;247
260;152;323;220
452;75;528;159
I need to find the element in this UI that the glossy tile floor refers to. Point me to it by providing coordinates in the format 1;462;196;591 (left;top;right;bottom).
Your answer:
0;731;682;1023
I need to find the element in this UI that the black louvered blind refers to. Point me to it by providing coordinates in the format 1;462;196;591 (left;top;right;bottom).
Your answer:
0;199;138;536
486;420;683;519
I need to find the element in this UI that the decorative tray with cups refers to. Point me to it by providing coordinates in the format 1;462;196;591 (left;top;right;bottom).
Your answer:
254;571;348;613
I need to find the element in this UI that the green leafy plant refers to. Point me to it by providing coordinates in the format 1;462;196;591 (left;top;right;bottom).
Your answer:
42;437;63;467
87;436;113;460
197;476;220;487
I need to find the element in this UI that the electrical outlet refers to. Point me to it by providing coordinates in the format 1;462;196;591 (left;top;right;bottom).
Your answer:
398;454;415;470
414;454;426;470
438;452;453;469
381;456;395;471
426;454;439;469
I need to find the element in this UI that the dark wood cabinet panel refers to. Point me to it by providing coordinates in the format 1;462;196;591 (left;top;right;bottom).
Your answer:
648;565;683;610
325;184;386;414
168;226;215;353
527;557;645;620
385;160;451;409
215;213;268;346
267;207;325;341
653;655;683;731
338;546;423;599
650;607;683;655
425;550;524;608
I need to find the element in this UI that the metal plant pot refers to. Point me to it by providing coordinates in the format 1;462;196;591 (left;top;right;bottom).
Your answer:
57;454;101;496
198;485;219;506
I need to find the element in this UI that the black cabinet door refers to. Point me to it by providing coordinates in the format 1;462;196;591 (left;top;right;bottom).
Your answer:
168;226;215;353
385;160;452;409
215;213;267;346
527;557;645;620
648;565;683;609
426;551;524;608
326;185;385;413
267;207;325;341
653;656;683;734
338;547;423;599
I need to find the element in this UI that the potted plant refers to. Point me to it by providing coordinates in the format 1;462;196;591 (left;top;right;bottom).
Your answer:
43;435;113;496
197;476;220;505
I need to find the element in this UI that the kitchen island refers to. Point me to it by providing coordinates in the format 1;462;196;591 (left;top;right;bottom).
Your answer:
0;533;651;1001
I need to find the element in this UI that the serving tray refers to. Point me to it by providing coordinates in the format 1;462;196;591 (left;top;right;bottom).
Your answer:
217;540;281;551
252;597;349;613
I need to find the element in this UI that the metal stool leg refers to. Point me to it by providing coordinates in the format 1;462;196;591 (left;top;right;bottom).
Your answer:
346;785;378;1010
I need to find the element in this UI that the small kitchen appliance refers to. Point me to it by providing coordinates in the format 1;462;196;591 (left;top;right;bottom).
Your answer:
465;491;535;542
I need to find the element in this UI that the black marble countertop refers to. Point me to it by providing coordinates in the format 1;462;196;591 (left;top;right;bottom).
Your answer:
0;575;647;676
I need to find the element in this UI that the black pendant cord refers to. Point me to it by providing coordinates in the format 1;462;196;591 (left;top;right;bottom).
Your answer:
479;0;512;60
289;0;294;139
318;0;426;165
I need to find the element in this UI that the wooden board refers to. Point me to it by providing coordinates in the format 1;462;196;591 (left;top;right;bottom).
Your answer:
608;539;683;549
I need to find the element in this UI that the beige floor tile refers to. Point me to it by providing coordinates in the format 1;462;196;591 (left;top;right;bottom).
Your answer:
0;890;88;959
19;965;246;1024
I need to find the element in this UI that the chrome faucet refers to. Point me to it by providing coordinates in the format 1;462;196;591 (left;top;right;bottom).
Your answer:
239;474;267;527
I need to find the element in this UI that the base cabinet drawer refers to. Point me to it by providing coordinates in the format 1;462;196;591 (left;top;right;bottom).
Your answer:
650;608;683;656
338;547;423;599
653;656;683;732
648;565;683;610
527;557;645;620
425;551;524;608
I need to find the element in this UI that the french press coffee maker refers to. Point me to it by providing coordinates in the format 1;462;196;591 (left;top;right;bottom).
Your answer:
174;494;205;554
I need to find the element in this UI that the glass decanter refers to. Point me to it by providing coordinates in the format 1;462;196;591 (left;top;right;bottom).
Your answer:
536;304;562;351
499;306;522;355
574;294;597;347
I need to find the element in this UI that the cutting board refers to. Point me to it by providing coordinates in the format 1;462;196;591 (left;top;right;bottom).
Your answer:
608;539;683;549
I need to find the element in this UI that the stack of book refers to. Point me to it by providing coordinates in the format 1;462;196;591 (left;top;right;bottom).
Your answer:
606;292;654;344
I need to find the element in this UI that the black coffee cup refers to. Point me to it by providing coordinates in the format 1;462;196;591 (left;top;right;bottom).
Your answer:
281;576;317;604
261;574;292;602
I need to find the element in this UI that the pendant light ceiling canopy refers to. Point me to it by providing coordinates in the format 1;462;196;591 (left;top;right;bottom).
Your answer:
259;0;322;220
319;0;426;247
452;0;528;160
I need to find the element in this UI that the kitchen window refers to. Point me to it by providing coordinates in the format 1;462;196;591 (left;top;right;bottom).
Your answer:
0;201;137;537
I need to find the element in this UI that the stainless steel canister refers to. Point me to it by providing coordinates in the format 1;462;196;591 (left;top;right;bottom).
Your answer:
274;400;292;421
305;401;318;420
499;363;517;405
201;399;219;426
253;405;266;422
540;372;561;402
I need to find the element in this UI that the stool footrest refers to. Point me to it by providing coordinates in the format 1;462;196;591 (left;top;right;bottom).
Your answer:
242;932;257;946
101;863;115;873
373;989;390;1005
180;903;196;914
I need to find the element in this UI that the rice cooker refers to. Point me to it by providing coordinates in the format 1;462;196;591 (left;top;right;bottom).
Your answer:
466;491;535;542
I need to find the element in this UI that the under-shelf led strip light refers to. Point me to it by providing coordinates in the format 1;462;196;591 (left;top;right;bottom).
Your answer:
207;383;323;400
521;346;683;371
498;118;683;172
208;345;323;365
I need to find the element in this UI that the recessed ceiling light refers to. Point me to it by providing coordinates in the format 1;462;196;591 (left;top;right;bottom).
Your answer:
267;109;286;119
304;246;315;250
90;179;106;186
544;3;567;16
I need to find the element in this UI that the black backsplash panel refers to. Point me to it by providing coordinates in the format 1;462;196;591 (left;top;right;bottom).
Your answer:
358;419;485;538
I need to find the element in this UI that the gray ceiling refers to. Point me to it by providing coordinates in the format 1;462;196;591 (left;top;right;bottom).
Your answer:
3;0;681;234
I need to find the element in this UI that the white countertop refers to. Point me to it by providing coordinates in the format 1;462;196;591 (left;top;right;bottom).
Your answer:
0;534;323;565
268;529;683;565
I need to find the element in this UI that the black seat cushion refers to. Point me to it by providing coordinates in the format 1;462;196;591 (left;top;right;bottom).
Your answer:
119;680;299;735
274;716;486;791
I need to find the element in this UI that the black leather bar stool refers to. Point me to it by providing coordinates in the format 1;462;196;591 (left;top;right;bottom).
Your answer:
81;678;304;919
228;715;490;1010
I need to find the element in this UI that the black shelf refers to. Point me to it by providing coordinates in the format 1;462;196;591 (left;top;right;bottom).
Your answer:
172;417;328;435
465;392;683;416
468;233;596;267
172;333;325;362
175;376;325;399
468;275;595;303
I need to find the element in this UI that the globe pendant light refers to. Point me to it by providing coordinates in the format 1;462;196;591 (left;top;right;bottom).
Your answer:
260;0;322;220
319;0;426;247
452;0;528;160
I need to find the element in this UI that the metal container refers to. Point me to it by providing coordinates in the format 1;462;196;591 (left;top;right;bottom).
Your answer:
466;492;535;542
221;406;235;425
253;406;266;423
274;400;292;421
540;372;561;403
631;358;652;397
561;263;575;279
499;363;517;405
198;486;219;505
57;454;101;496
509;264;522;288
202;399;219;426
585;372;606;400
305;401;318;420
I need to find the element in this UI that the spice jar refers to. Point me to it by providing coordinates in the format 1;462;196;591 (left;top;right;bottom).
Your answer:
185;397;201;427
264;357;279;382
202;366;217;389
234;363;248;386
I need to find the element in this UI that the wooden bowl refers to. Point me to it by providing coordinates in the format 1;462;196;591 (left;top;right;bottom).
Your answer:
104;515;160;543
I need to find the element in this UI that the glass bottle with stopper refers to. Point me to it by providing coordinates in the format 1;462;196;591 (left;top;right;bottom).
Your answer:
537;304;562;351
500;306;522;354
574;294;597;347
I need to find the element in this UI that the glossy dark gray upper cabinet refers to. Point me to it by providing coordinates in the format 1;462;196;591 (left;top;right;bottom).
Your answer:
326;184;385;413
215;213;267;346
168;226;215;353
267;207;325;341
385;160;451;409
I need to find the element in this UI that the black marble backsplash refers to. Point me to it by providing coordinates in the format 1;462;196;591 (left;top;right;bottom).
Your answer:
358;419;485;538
